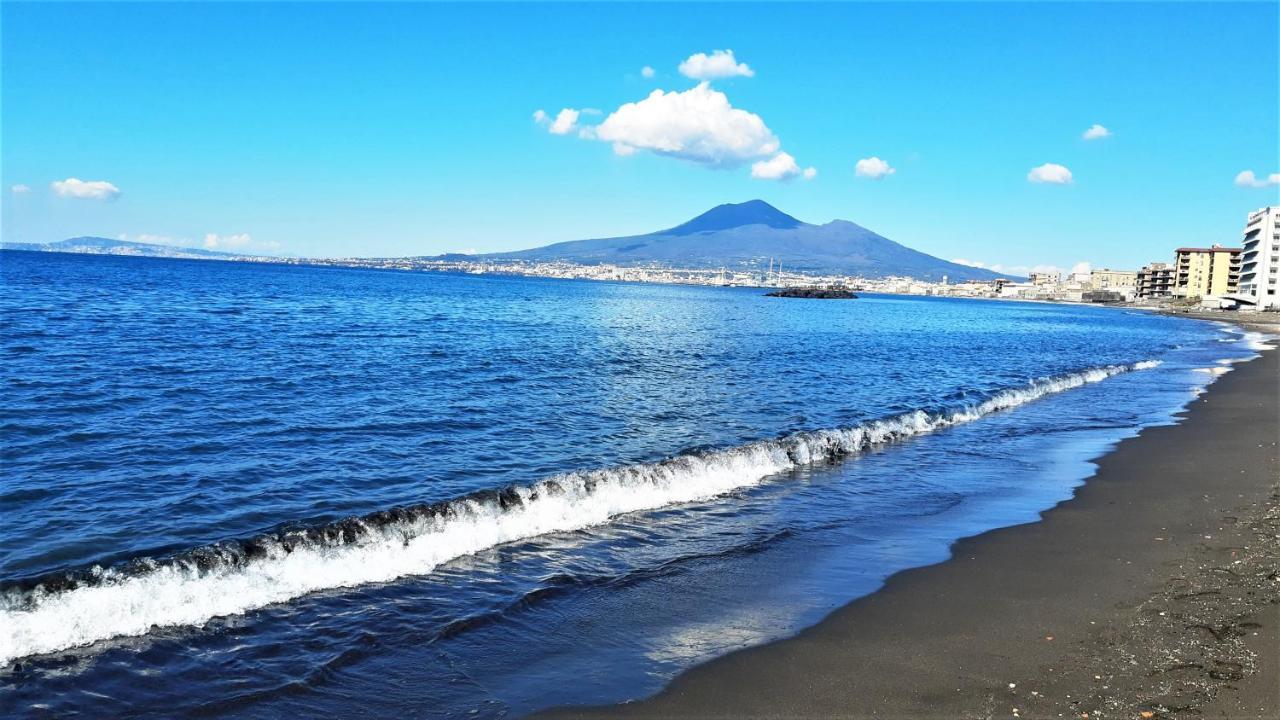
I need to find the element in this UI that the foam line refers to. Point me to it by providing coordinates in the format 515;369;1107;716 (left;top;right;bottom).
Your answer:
0;361;1160;665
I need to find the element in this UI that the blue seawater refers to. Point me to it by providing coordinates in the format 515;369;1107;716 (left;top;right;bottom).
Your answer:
0;251;1263;717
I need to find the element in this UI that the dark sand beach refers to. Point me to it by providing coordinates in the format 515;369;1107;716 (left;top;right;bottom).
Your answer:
550;327;1279;720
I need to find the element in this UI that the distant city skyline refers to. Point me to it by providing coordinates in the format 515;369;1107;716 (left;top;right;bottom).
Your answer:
2;2;1277;275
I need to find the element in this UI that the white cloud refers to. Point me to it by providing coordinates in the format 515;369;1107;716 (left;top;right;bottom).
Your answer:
678;49;754;80
593;82;782;168
854;156;895;180
951;259;1076;277
533;108;580;135
202;233;280;253
51;177;120;200
117;232;277;253
641;66;656;79
749;152;814;182
10;184;30;194
1234;170;1280;188
1027;163;1073;184
1082;124;1111;140
120;234;207;251
1070;261;1093;275
548;108;579;135
204;233;252;249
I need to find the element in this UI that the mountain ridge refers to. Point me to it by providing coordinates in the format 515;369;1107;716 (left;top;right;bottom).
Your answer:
4;202;1016;282
475;200;1012;281
662;199;804;235
0;237;248;259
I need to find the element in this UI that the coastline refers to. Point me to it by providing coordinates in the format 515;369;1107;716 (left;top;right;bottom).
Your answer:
11;250;1280;324
1152;309;1280;333
546;333;1279;718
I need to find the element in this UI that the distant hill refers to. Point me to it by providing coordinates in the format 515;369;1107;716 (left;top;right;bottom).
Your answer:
1;237;247;259
7;204;1014;283
474;200;1012;281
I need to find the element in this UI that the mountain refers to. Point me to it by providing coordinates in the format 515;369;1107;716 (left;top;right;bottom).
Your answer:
663;200;803;235
1;237;254;259
477;200;1011;281
7;203;1012;282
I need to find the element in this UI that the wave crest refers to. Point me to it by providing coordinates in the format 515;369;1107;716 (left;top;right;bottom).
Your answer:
0;361;1157;665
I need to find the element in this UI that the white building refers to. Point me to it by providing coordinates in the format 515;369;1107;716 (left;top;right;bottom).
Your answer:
1237;206;1280;310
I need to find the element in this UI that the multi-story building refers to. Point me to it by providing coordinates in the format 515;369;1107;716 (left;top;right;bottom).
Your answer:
1173;245;1240;298
1136;262;1175;298
1089;268;1138;290
1029;271;1060;286
1238;206;1280;310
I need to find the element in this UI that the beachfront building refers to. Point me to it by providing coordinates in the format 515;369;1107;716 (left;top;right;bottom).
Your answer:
1136;263;1175;298
1090;268;1138;290
1173;245;1240;299
1029;271;1060;286
1237;206;1280;310
997;281;1036;298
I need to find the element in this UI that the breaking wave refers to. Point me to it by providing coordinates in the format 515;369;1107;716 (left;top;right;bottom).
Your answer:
1243;331;1276;352
0;361;1160;665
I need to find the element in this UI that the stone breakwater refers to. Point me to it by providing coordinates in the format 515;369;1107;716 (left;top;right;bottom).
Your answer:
765;287;858;299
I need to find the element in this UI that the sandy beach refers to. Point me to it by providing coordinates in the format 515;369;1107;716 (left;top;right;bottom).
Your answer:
548;321;1279;720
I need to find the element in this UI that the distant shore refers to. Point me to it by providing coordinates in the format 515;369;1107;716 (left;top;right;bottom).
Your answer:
547;328;1279;719
8;249;1280;325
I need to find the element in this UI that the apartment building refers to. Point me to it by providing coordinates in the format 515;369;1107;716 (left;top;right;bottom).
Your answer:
1090;268;1138;290
1238;206;1280;310
1136;262;1174;298
1173;245;1240;298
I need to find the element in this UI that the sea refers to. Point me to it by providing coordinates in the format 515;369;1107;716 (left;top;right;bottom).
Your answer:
0;250;1267;718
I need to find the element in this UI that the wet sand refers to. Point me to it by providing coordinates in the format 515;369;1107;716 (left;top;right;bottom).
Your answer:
548;336;1279;718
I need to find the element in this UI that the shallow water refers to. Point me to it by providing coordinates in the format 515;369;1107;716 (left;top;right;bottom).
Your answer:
0;251;1261;717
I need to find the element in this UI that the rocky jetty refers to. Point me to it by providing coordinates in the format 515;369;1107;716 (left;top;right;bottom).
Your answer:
765;287;858;299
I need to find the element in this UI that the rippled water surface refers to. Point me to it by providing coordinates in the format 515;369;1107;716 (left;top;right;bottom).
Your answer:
0;251;1260;717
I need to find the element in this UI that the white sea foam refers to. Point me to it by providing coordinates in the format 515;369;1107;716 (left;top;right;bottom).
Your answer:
0;361;1160;665
1242;331;1276;352
1195;367;1231;376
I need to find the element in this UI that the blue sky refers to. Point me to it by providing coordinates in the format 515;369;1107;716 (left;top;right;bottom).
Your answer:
3;2;1277;274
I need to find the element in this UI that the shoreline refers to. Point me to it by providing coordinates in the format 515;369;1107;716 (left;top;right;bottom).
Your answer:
12;251;1280;324
1151;308;1280;333
546;335;1279;718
